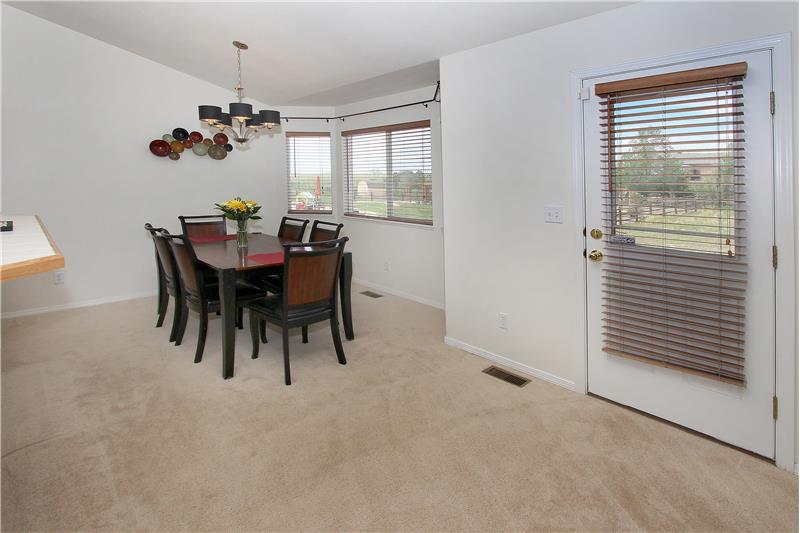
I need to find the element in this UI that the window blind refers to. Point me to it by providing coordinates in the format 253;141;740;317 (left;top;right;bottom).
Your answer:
342;120;432;225
286;132;332;214
595;62;748;385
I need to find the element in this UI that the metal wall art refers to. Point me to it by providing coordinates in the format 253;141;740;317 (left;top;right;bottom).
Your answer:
148;127;233;161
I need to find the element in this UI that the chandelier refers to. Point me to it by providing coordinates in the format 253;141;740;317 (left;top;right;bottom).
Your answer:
198;41;280;145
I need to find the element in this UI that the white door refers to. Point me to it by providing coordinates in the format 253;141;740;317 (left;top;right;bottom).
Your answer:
583;50;775;458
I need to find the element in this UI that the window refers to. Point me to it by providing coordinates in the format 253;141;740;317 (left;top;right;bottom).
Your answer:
596;62;748;385
286;132;332;214
598;64;745;256
343;120;432;225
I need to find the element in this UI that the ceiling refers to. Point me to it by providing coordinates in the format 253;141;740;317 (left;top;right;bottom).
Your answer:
9;2;630;106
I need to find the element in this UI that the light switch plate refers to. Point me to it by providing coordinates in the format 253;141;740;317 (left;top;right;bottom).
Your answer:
544;205;564;224
498;312;509;330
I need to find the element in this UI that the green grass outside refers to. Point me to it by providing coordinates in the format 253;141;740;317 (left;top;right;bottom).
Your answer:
351;199;432;221
617;208;738;255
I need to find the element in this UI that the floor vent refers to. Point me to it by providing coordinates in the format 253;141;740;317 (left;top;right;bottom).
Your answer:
361;290;384;299
482;366;530;387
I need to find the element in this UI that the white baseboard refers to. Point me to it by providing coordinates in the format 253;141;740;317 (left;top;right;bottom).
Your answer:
1;290;158;319
444;336;576;391
3;279;444;319
353;278;444;309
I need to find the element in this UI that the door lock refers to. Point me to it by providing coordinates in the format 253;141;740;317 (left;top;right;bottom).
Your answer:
590;228;603;240
588;250;604;262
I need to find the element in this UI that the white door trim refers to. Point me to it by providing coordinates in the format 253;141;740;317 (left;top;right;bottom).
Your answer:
570;33;795;472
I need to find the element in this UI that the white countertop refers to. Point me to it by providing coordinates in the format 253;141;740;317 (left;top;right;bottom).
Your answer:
0;215;57;266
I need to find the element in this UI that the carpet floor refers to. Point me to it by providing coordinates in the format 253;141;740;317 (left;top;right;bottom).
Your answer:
1;287;797;531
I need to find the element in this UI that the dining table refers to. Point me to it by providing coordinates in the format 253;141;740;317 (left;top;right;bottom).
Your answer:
190;232;354;379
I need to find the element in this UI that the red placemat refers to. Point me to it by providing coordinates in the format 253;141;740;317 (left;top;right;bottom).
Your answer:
245;252;284;266
189;234;237;243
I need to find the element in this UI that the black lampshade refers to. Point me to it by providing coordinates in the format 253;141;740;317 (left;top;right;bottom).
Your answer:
198;105;222;123
246;113;264;129
229;102;253;121
260;109;281;127
217;112;232;127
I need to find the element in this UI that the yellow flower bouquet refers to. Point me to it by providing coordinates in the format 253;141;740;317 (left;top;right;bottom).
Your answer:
214;196;262;248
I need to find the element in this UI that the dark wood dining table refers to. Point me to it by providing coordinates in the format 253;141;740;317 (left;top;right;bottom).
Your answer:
191;233;354;379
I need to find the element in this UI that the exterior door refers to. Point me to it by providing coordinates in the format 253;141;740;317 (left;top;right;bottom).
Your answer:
583;50;775;458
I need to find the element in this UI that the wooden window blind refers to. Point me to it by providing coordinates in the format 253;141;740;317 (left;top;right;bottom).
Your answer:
286;132;332;214
342;120;432;225
596;62;748;385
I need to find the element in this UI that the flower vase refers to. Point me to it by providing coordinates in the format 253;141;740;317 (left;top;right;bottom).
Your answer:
236;220;248;248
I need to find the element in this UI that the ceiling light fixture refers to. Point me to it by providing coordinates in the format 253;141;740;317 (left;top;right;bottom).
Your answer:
198;41;280;145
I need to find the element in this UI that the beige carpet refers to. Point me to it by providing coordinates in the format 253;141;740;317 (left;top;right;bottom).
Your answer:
1;287;797;532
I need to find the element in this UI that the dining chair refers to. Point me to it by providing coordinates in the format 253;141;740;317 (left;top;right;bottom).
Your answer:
255;216;311;297
144;223;169;327
308;220;344;242
255;221;345;323
246;237;349;385
167;234;262;363
179;215;227;238
148;228;184;342
277;216;309;242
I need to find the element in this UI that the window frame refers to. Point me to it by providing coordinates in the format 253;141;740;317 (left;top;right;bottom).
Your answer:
285;131;333;215
342;120;433;226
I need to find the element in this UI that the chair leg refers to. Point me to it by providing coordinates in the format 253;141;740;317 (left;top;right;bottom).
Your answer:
282;327;291;385
250;312;260;359
260;320;268;344
156;285;168;327
236;307;244;330
330;318;347;365
174;300;189;346
169;295;182;342
302;325;309;344
194;307;208;363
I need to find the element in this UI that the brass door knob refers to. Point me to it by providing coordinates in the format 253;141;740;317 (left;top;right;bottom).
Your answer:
588;250;603;262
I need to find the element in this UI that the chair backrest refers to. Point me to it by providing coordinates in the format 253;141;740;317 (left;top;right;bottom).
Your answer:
144;223;164;265
282;237;348;310
167;234;203;299
151;231;179;285
179;215;227;239
144;222;164;236
308;220;344;242
277;216;309;242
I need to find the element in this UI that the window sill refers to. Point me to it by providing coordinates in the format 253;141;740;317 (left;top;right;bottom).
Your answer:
344;213;436;230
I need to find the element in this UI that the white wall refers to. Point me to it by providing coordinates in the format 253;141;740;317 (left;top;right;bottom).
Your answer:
251;87;446;308
440;2;797;384
0;6;327;315
1;5;445;316
332;87;445;308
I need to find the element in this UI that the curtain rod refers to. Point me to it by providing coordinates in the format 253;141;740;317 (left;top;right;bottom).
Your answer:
282;81;440;122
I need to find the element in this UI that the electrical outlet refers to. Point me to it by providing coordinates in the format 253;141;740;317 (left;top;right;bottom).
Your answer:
53;269;65;285
498;312;509;330
544;205;564;224
383;260;390;272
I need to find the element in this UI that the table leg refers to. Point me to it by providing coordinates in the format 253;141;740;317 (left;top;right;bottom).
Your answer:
340;252;354;340
219;268;237;379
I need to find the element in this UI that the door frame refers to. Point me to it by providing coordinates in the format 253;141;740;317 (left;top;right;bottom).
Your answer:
570;34;796;473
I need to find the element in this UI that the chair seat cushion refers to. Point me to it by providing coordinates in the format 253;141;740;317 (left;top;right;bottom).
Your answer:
201;266;219;282
245;296;330;322
251;274;283;294
201;280;264;303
